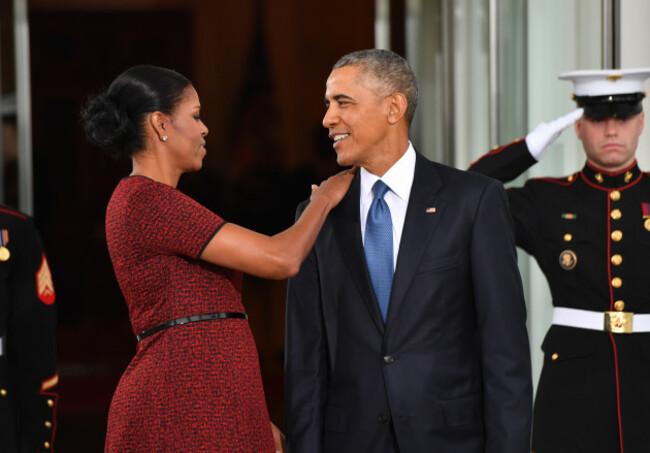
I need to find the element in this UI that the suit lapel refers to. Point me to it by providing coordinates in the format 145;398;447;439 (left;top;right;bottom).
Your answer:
387;154;445;327
331;173;385;333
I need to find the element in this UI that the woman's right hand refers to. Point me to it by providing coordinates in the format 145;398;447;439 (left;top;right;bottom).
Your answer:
310;166;358;206
201;166;357;280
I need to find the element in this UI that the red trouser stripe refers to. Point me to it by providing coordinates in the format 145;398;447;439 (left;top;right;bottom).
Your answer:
609;333;624;453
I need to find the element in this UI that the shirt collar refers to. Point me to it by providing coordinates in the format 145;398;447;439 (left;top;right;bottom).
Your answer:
360;142;416;200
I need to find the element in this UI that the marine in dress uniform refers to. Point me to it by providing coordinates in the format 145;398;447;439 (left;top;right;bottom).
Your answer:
470;68;650;453
0;204;58;452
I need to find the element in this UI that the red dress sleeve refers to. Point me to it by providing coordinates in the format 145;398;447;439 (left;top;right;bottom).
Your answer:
113;177;224;260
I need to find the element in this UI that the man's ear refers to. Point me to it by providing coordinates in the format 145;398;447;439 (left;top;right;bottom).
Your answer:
387;93;408;125
150;111;168;142
574;117;582;140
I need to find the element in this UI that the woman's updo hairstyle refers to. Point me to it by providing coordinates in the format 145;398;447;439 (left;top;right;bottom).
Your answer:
82;65;191;159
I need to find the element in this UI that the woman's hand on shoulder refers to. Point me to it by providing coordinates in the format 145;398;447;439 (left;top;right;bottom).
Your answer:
200;166;357;280
310;166;358;206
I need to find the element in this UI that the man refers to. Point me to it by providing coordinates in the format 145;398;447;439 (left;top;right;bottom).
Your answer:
285;49;532;453
470;68;650;453
1;95;58;452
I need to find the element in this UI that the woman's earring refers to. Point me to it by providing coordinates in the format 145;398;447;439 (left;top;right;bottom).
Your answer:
162;135;168;142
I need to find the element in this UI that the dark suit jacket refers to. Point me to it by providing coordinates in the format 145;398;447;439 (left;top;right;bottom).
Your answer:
285;152;532;453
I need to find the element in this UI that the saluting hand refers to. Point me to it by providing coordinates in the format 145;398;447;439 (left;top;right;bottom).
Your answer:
525;107;584;160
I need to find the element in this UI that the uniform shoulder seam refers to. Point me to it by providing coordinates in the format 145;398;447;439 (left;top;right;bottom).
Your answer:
0;207;28;220
530;174;577;186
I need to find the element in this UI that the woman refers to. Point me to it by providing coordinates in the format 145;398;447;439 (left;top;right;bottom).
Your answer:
82;65;355;452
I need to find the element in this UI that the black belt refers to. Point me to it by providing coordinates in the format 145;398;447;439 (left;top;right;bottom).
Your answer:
136;312;248;341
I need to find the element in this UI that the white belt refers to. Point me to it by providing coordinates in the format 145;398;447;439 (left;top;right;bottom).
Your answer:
552;307;650;334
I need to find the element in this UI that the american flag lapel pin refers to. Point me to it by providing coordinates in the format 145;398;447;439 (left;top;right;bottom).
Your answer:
425;207;436;213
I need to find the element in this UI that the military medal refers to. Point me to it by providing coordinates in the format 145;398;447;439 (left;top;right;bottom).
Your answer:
559;249;577;270
0;229;10;261
643;203;650;231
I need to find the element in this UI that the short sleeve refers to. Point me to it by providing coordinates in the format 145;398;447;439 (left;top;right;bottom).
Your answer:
117;180;224;259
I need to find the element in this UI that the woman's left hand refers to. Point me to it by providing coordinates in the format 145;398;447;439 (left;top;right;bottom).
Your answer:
271;421;286;453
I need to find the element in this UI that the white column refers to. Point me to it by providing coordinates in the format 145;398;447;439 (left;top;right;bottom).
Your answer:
526;0;601;390
620;0;650;169
14;0;33;215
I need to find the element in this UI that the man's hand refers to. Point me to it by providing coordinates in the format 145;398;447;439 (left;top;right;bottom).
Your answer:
525;108;584;160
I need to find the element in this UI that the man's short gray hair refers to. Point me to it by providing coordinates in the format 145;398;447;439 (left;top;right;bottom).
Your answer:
333;49;418;124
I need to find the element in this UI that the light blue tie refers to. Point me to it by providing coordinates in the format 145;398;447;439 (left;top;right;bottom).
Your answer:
364;180;394;322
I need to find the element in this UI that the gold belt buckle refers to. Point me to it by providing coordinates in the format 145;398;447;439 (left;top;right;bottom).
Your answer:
604;311;634;334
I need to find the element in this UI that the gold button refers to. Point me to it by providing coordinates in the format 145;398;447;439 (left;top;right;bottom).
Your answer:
611;254;623;266
611;209;622;220
47;399;54;408
614;300;625;311
625;171;633;183
44;441;51;449
610;190;621;201
45;420;53;429
595;173;604;183
611;230;623;242
563;233;573;242
0;389;7;397
552;353;559;361
568;174;575;182
612;277;622;288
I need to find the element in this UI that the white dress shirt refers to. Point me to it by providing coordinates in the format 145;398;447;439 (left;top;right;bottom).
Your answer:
360;142;416;268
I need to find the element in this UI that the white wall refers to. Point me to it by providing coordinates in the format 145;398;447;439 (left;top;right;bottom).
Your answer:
525;0;602;391
621;0;650;169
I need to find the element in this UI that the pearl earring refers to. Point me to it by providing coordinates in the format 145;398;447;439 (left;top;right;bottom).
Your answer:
162;135;168;142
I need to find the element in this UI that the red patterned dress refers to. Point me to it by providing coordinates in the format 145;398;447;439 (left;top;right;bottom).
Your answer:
104;176;274;452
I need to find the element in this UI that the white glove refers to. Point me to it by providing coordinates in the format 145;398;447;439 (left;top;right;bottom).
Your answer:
525;108;584;160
